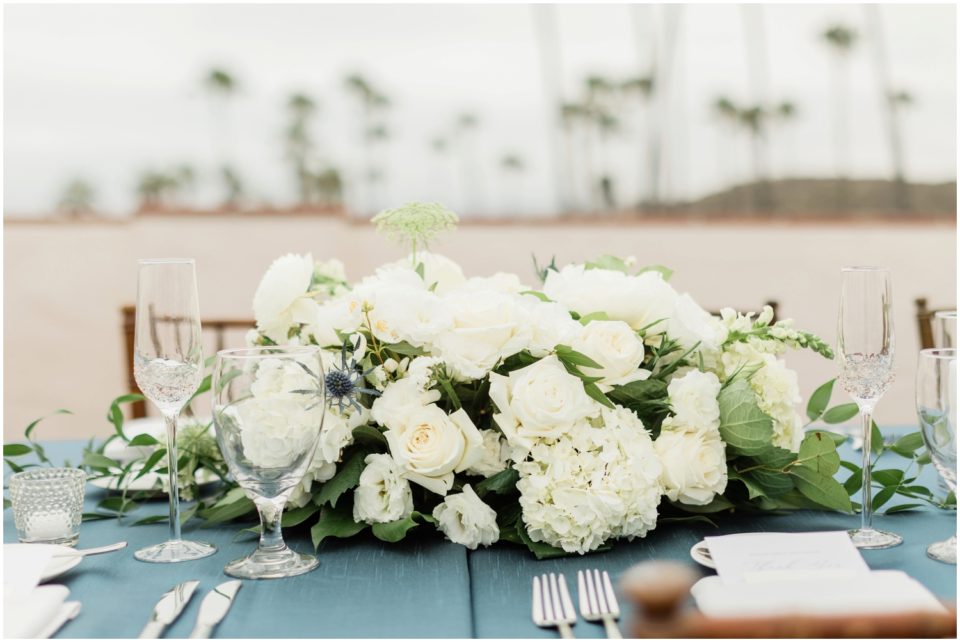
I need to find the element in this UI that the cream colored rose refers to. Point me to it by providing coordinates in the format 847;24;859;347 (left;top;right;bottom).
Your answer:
654;430;727;505
432;484;500;549
366;286;452;349
489;355;598;450
353;454;414;524
666;369;722;433
385;405;484;495
253;253;321;343
572;320;650;391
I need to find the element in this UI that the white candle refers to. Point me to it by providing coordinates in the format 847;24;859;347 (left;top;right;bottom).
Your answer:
26;512;72;541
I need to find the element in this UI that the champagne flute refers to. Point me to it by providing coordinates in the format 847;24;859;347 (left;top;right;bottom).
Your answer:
837;266;902;549
916;348;957;564
934;311;957;348
133;259;217;563
213;346;326;579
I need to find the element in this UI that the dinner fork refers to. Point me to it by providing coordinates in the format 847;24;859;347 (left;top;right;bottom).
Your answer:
532;573;577;638
577;569;622;639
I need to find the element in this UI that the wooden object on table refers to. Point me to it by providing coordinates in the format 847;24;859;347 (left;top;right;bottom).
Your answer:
621;561;957;639
708;300;779;323
121;305;254;419
915;297;953;349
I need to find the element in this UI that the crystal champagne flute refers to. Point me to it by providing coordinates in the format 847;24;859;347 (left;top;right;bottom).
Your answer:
916;348;957;564
837;266;902;549
133;259;217;563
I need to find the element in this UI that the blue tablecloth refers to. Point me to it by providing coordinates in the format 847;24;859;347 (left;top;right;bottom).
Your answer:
4;438;956;638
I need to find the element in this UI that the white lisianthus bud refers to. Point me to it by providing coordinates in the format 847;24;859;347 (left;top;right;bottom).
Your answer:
382;358;399;373
353;454;414;524
432;484;500;549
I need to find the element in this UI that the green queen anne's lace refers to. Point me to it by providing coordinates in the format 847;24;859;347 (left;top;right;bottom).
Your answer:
371;202;459;262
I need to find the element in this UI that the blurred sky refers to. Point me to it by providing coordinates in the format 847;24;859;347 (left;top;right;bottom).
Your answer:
4;3;957;216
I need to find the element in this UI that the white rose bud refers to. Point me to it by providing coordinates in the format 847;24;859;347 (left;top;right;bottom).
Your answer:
432;484;499;549
353;454;414;524
654;430;727;506
383;358;399;373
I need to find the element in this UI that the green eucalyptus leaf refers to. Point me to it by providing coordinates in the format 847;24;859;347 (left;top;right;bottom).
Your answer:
315;449;370;508
128;433;160;447
201;496;256;524
133;448;167;480
870;421;884;454
890;432;925;456
843;470;862;495
806;379;835;421
821;404;859;424
131;515;170;526
384;341;425;357
3;444;32;457
749;468;795;497
795;431;841;476
788;466;852;512
871;469;904;486
717;379;774;456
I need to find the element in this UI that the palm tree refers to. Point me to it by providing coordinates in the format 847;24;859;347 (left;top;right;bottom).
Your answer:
344;73;391;214
284;92;318;204
821;24;858;210
312;168;343;206
58;179;95;217
737;105;773;210
865;5;910;210
203;67;241;210
454;112;481;214
498;153;526;215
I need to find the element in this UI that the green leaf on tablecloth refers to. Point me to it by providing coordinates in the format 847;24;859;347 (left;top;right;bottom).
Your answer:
82;512;118;521
890;432;925;457
371;511;433;543
186;374;212;408
822;404;859;424
201;495;255;524
352;425;388;450
788;466;852;513
131;515;169;526
475;468;519;497
281;505;319;528
315;448;370;508
128;433;160;447
82;452;120;470
311;504;368;549
25;409;73;440
795;431;841;476
883;503;924;514
916;450;932;465
4;443;32;457
718;379;774;456
806;379;835;421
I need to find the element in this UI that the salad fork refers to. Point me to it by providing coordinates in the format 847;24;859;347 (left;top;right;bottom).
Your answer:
577;569;622;638
532;573;577;638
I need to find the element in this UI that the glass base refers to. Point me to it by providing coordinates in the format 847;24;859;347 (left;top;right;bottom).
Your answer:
19;533;79;547
134;539;218;563
849;527;902;549
224;545;318;579
927;536;957;564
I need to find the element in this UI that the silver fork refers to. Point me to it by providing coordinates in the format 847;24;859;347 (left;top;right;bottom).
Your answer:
532;573;577;638
577;569;622;639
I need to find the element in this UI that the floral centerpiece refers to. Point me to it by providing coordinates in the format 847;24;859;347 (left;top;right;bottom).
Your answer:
236;202;852;556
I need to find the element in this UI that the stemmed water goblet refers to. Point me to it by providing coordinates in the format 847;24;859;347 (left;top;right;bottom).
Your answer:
133;259;217;563
916;348;957;564
837;266;902;549
213;346;326;579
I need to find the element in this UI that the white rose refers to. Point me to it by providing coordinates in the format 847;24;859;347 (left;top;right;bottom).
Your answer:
366;286;452;349
302;297;363;348
654;430;727;505
435;290;531;380
432;484;500;549
253;253;320;343
489;355;598;450
464;429;509;477
543;265;678;333
572;320;650;391
666;369;722;433
518;295;582;358
385;405;484;495
370;357;443;431
667;293;728;353
379;251;466;294
353;454;414;524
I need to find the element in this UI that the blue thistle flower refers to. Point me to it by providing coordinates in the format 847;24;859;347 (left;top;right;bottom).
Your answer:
324;337;380;413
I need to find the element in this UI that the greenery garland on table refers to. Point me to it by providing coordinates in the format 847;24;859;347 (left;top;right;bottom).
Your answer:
3;204;955;557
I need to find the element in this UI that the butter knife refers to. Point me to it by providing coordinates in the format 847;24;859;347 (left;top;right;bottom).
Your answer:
189;581;242;639
139;580;200;639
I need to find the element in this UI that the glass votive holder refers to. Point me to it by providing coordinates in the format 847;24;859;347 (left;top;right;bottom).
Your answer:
9;468;86;546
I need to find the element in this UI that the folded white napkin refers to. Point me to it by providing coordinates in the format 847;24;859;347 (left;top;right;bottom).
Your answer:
691;570;947;618
4;545;81;638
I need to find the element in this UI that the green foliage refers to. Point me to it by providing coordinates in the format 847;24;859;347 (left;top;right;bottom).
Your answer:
474;468;520;497
314;448;370;508
312;504;368;549
554;345;614;408
371;511;435;543
717;378;774;456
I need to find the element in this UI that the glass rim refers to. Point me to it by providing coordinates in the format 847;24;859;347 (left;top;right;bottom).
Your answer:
138;258;196;265
934;310;958;318
840;265;890;272
9;467;87;483
216;345;320;360
919;348;957;359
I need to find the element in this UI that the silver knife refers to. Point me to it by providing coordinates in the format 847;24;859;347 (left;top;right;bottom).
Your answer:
189;581;242;639
139;580;200;639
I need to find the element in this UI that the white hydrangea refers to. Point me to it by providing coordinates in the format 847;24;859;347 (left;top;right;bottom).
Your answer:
515;404;663;554
432;484;500;549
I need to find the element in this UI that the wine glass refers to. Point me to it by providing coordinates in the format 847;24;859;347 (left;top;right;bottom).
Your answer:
133;259;217;562
213;346;326;579
934;311;957;349
837;266;902;549
916;348;957;564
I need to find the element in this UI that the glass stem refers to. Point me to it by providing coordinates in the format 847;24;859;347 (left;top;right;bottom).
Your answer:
860;410;873;532
255;497;287;552
164;412;182;542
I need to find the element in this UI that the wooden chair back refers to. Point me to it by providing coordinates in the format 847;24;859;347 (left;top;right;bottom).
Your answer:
121;305;255;418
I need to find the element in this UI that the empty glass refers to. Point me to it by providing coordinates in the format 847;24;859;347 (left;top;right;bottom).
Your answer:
213;346;326;579
133;259;216;563
837;266;902;549
916;348;957;564
934;311;957;349
10;468;86;546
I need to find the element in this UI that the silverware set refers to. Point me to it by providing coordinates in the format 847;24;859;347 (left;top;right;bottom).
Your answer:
532;569;622;638
139;580;242;639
